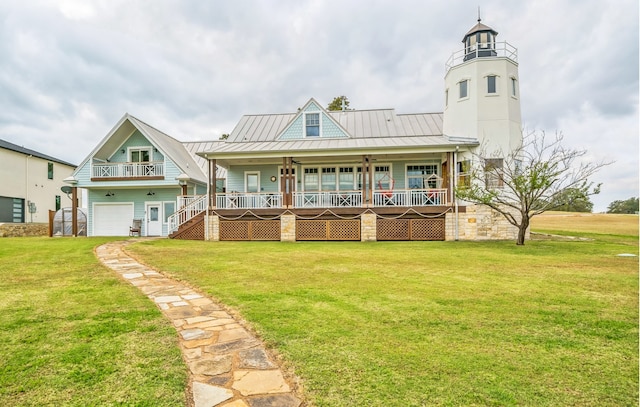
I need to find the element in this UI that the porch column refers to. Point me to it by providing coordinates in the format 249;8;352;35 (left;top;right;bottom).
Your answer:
287;157;294;208
208;159;217;208
368;155;374;207
71;186;78;237
281;157;287;206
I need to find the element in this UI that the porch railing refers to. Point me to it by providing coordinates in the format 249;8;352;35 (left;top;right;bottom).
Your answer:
373;189;447;207
168;195;207;233
216;192;283;209
293;191;363;208
92;161;164;178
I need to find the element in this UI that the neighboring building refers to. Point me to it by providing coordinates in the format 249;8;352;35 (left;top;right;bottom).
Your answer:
0;139;77;223
69;18;523;241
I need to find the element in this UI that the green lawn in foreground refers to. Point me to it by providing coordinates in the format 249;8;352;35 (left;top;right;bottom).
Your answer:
0;237;187;406
129;234;639;406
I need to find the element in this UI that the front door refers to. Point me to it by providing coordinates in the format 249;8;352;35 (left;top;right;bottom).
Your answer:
145;203;162;236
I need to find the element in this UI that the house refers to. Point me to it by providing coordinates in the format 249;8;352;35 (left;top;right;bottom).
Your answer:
68;18;523;241
189;18;523;242
66;114;225;237
0;138;77;224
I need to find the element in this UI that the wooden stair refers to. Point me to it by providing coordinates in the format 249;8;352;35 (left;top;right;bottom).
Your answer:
169;212;205;240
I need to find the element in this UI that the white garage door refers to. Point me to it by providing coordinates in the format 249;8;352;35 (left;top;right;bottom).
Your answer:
93;203;134;236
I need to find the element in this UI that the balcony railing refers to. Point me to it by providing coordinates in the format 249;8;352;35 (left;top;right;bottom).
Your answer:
92;161;164;179
212;189;447;209
445;41;517;71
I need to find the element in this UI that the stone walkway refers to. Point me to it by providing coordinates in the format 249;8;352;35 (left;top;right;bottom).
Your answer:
95;240;303;407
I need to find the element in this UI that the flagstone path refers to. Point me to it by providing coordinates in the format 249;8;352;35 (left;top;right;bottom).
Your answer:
95;240;303;407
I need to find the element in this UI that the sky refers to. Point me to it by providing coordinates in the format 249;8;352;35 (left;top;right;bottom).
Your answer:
0;0;637;212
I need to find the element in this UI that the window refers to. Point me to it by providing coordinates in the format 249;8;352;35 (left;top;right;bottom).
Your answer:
130;148;151;162
445;89;449;107
339;167;354;190
245;172;259;193
55;195;61;211
321;167;336;191
47;162;54;179
374;165;391;190
457;160;471;187
305;113;320;137
484;158;504;188
511;77;518;97
163;202;175;223
407;165;439;189
459;80;468;99
303;168;319;191
487;75;497;94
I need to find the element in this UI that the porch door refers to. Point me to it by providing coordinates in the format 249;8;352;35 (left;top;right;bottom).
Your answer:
145;203;162;236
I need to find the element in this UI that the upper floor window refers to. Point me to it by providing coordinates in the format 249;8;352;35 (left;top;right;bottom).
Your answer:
459;80;468;99
445;89;449;107
305;113;320;137
130;148;151;162
511;77;518;97
487;75;497;94
47;162;54;179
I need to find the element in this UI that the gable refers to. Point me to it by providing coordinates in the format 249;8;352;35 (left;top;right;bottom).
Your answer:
106;130;165;163
278;99;349;140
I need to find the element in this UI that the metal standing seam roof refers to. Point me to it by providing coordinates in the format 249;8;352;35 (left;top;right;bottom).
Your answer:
0;138;76;167
203;109;470;157
182;141;227;178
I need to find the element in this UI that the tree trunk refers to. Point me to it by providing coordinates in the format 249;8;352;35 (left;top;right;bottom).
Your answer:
517;215;530;245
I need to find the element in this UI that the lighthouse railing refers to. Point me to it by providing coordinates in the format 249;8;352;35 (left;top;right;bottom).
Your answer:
445;41;518;71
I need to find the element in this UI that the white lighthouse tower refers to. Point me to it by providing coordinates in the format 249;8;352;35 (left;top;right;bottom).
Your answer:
443;17;522;157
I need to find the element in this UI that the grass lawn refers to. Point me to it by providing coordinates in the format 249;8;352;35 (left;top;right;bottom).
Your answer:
127;214;639;406
0;237;187;406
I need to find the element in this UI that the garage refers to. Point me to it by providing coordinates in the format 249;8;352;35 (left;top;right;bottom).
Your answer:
93;203;134;236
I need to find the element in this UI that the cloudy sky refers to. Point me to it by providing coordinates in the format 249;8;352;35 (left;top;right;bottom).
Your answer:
1;0;637;211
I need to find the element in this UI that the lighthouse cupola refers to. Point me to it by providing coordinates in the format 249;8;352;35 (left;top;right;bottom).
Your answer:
463;17;498;61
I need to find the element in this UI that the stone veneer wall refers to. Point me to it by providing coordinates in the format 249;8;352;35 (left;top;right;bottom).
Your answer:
281;214;296;242
0;223;49;237
445;204;525;241
206;215;220;241
360;213;376;241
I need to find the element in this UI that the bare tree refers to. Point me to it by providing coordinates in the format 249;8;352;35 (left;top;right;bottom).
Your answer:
456;131;611;245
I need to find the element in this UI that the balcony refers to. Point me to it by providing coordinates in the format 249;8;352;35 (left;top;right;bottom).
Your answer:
91;161;165;180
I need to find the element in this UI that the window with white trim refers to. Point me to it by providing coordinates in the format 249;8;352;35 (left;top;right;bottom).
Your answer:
407;164;439;189
339;167;354;190
321;167;336;191
245;172;260;193
511;77;518;97
459;79;468;99
487;75;497;94
304;168;319;191
163;202;175;223
374;165;391;190
305;113;320;137
484;158;504;189
130;148;151;162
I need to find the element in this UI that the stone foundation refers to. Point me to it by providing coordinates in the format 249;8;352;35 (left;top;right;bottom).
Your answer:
445;204;524;241
206;215;220;241
281;214;296;242
0;223;49;237
360;213;376;241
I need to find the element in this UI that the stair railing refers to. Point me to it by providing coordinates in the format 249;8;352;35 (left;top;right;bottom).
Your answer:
168;195;207;234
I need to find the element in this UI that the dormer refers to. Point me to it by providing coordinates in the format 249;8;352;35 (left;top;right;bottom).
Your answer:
278;99;350;140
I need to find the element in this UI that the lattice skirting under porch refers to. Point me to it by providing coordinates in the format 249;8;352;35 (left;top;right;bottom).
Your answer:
376;218;445;241
219;220;281;241
296;219;361;241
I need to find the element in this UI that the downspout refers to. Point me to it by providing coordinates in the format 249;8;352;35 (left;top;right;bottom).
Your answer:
25;154;32;223
454;147;459;241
